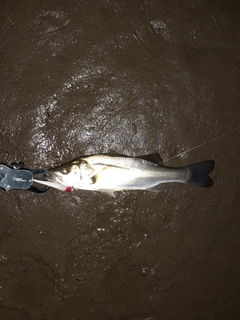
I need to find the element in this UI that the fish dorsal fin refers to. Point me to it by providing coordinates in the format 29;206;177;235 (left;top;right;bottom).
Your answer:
136;153;162;165
146;184;163;192
106;152;128;158
108;149;119;154
106;152;162;164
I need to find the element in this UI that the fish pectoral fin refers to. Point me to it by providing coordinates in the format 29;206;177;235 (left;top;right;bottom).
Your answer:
146;184;163;192
136;153;163;165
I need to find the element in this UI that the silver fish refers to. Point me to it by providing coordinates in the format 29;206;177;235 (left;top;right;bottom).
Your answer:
33;153;215;194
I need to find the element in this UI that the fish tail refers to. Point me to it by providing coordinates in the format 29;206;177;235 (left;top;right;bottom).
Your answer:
185;160;215;187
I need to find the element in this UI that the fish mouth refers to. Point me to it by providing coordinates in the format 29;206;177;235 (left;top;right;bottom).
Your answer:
45;171;57;181
37;171;54;181
32;170;71;191
45;170;65;185
42;172;50;179
33;170;59;183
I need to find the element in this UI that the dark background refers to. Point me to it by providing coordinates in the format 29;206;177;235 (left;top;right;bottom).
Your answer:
0;1;239;319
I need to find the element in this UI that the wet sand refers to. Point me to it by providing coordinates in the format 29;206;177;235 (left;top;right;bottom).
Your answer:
0;1;240;319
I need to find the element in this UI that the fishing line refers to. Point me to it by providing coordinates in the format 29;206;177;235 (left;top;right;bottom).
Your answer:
163;125;240;163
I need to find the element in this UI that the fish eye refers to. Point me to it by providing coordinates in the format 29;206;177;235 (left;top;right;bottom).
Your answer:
60;167;70;175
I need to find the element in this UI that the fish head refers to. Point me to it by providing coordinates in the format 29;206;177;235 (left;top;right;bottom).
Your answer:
46;160;81;191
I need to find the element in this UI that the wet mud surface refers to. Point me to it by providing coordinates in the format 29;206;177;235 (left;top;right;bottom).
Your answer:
0;1;240;319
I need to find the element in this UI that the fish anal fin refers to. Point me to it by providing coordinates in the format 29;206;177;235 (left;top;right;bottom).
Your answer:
99;190;117;197
137;153;163;165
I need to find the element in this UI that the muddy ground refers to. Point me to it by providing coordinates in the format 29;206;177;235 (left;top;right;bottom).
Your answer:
0;1;240;319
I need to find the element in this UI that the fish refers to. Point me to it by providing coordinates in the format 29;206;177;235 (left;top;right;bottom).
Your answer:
33;153;215;195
